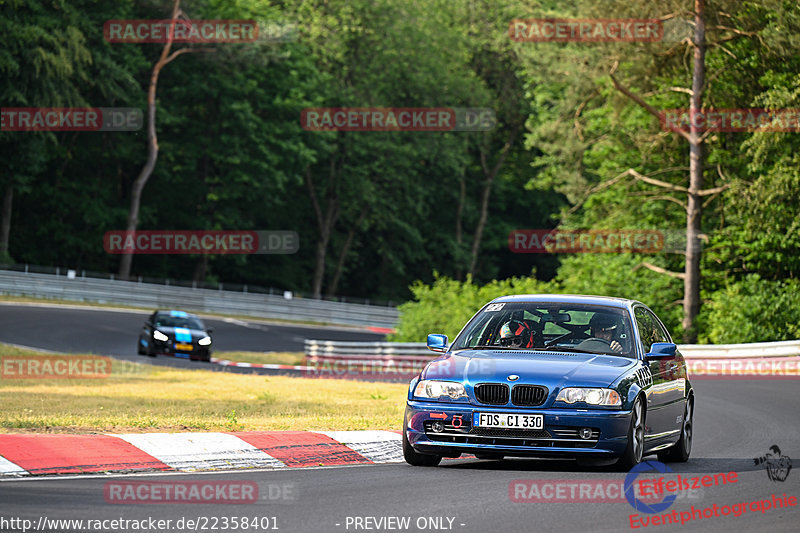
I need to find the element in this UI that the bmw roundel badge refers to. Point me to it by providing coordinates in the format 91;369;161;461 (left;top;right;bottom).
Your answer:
507;375;519;381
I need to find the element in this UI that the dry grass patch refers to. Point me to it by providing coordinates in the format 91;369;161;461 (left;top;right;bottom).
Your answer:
0;344;407;433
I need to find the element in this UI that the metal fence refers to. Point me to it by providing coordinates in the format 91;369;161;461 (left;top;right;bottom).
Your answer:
304;339;800;364
0;269;399;329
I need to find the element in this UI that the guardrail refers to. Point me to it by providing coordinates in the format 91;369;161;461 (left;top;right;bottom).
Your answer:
0;270;399;329
303;339;800;363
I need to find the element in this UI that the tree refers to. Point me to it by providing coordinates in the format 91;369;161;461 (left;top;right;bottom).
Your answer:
118;0;212;279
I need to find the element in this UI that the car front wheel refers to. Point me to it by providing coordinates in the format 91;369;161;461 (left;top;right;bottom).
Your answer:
615;396;645;471
402;424;442;467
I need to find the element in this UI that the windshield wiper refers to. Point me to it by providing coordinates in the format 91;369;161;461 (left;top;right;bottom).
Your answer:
457;345;515;350
544;346;591;354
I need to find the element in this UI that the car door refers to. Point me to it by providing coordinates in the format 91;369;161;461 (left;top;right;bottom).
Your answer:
141;313;156;346
633;306;683;443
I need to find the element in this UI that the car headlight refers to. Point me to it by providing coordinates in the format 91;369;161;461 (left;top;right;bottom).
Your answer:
198;336;212;346
413;380;468;400
556;387;621;407
153;330;169;342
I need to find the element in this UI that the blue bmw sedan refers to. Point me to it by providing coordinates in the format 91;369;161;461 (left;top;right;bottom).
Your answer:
403;295;694;469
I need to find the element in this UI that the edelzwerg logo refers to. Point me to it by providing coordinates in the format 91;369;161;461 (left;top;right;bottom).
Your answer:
754;445;792;482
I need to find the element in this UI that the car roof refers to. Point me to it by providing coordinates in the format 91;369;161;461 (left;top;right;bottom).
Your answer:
488;294;641;309
154;310;199;318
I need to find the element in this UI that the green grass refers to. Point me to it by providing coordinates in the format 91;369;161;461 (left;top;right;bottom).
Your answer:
0;344;407;434
215;351;306;366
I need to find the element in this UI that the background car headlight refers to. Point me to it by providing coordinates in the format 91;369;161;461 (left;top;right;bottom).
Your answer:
198;336;212;346
153;330;169;342
556;387;621;407
413;380;467;400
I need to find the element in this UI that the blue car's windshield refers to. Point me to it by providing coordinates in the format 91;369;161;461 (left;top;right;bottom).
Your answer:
451;302;635;357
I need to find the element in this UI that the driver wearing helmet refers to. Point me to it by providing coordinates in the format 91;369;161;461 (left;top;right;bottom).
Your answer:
499;320;533;348
589;314;622;352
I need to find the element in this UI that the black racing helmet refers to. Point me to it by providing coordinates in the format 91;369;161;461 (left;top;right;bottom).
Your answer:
589;313;618;333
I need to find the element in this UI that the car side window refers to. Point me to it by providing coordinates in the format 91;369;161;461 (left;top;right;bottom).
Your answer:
635;307;669;353
645;309;669;345
634;307;656;352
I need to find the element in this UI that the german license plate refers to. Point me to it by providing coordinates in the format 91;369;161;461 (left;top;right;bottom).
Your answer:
175;342;193;352
474;412;543;429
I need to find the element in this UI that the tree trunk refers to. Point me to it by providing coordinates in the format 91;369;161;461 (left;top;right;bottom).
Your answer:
118;0;198;279
683;0;706;343
193;255;208;283
305;159;341;299
326;205;368;298
468;128;517;277
0;185;12;262
454;167;466;280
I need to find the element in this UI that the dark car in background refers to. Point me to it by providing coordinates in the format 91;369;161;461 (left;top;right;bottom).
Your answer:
138;310;213;362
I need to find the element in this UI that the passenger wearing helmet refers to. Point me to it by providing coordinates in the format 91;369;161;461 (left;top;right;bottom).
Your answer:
499;320;533;348
589;314;622;352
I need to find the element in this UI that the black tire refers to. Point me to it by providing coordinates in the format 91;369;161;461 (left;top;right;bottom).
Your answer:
658;396;693;463
402;424;442;467
137;340;145;355
615;396;645;471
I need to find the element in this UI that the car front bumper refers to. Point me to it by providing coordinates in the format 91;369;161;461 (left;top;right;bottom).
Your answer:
150;339;211;360
405;400;632;458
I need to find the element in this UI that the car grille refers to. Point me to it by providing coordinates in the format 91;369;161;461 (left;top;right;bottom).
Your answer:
423;420;599;449
511;385;548;406
474;383;509;405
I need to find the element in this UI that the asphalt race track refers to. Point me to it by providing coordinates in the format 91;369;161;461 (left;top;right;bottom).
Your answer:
1;303;799;532
1;380;798;532
0;303;384;375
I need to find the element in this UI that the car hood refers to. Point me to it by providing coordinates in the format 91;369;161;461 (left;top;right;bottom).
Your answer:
421;349;635;389
154;327;208;339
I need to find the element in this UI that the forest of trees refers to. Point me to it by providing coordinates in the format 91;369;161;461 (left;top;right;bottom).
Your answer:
2;0;798;343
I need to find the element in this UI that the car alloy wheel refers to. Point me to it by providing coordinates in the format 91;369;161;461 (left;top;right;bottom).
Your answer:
681;398;693;455
631;398;644;463
658;396;693;462
616;396;645;470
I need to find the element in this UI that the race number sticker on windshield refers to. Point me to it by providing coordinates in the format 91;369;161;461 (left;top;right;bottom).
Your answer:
485;303;505;311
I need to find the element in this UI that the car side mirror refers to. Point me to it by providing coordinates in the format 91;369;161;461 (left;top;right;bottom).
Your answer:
427;334;448;353
646;342;677;360
206;327;214;334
